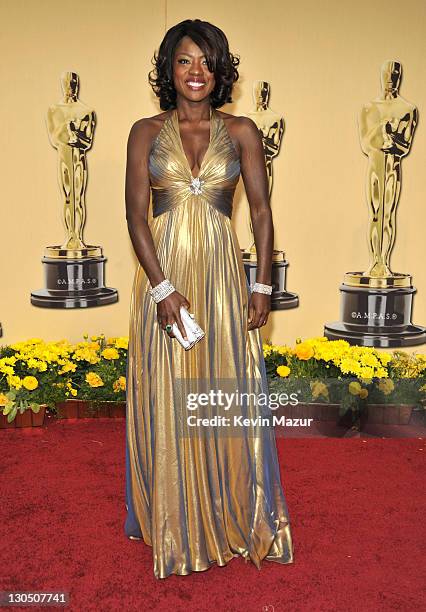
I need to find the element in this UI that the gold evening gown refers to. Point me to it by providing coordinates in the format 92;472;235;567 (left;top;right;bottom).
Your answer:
124;106;294;579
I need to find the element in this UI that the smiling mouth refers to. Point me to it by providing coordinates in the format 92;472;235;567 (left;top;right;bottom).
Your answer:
186;81;206;90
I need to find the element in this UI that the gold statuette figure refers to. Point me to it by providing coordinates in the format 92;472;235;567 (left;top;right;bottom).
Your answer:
31;72;118;308
247;82;284;200
359;60;417;279
241;81;298;310
245;81;284;258
345;60;417;289
46;71;100;258
325;60;424;347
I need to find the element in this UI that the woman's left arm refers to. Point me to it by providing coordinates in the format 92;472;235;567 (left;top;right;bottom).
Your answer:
237;116;273;330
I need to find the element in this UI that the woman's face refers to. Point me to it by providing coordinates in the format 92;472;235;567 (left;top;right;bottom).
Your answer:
172;35;215;103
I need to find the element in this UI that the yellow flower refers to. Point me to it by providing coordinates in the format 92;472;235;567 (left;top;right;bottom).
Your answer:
115;337;129;350
276;365;290;378
0;362;14;376
73;345;100;364
59;361;77;374
70;388;77;397
277;346;291;356
375;367;388;379
22;376;39;391
86;372;104;388
377;378;395;395
113;376;126;392
8;375;23;390
416;355;426;370
349;381;362;396
340;358;362;376
359;353;379;368
294;344;314;360
101;347;119;360
359;366;374;379
378;352;392;366
0;392;8;405
311;380;329;400
359;388;369;399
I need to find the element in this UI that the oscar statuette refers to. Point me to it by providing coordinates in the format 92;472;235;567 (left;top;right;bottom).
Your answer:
325;61;425;347
241;81;298;310
31;72;118;308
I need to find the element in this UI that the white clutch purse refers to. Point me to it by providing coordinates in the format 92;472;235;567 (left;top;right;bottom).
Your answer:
171;305;205;350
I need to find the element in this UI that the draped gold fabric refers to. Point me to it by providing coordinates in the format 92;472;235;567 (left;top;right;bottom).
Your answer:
125;107;294;579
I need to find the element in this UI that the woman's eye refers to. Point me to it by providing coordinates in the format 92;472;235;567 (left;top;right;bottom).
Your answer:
177;58;208;66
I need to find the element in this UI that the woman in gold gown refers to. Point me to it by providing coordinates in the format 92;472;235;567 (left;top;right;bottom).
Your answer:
124;19;294;579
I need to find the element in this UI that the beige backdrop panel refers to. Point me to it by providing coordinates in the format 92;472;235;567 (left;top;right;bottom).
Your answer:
1;0;425;351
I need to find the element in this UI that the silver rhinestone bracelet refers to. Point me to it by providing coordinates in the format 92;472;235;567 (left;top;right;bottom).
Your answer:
148;279;176;303
250;282;273;295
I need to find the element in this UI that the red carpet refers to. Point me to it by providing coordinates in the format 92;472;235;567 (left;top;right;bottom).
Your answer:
1;417;425;611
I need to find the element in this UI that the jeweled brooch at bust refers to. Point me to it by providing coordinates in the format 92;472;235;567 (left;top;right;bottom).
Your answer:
189;177;204;195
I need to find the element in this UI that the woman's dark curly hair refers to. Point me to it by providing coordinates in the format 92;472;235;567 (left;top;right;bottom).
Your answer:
149;19;240;110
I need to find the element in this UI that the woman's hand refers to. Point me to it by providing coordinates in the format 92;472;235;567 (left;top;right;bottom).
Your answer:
247;292;271;330
157;291;191;339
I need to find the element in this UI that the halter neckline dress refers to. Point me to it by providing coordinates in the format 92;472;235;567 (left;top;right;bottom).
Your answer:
125;106;294;579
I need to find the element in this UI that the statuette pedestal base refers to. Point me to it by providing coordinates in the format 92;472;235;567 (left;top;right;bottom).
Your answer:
241;249;299;311
31;247;118;309
324;272;426;347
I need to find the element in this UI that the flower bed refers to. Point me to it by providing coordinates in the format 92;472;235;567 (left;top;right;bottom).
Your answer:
263;337;426;425
0;334;127;425
1;334;425;427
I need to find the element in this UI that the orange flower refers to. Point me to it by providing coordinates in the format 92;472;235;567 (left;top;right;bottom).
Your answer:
294;344;314;360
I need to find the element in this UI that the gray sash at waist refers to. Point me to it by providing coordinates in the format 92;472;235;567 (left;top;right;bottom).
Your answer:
151;187;236;219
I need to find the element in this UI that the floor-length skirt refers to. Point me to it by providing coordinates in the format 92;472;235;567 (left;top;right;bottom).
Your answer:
124;197;294;579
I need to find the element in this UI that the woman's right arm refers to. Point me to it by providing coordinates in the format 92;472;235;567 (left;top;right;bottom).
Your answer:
125;119;166;286
125;119;190;339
